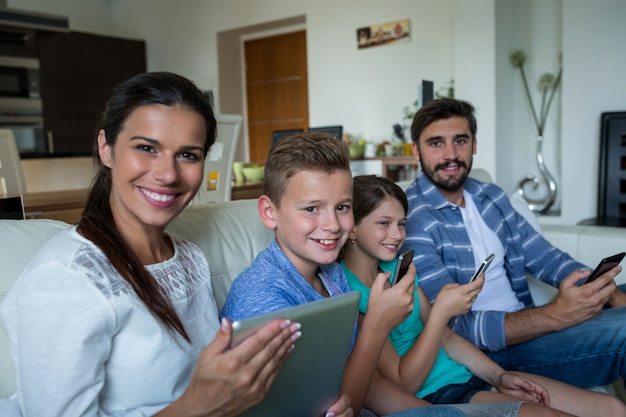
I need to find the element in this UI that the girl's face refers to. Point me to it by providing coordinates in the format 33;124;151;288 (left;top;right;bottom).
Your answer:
352;196;407;262
98;104;207;232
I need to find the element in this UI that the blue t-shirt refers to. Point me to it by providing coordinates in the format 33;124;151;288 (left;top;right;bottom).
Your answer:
340;258;472;398
221;239;357;348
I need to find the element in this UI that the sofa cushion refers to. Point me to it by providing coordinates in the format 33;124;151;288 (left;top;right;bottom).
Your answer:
0;218;70;398
0;219;71;303
167;199;274;311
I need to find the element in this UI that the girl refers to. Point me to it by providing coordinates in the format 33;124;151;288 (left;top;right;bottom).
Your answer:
340;175;626;417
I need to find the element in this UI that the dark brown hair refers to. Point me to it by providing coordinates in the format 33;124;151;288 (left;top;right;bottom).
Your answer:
410;97;477;144
337;175;408;261
352;175;408;225
263;132;351;207
78;72;216;341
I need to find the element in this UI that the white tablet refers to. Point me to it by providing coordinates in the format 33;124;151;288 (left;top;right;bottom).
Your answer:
230;291;360;417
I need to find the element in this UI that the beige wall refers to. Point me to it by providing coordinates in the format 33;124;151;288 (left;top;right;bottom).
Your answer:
9;0;626;226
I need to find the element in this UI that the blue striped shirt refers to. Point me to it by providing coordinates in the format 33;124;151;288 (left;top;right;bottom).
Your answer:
402;174;586;351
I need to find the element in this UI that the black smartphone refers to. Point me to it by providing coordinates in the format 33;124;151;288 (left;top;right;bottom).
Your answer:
390;249;414;286
469;253;495;283
585;252;626;284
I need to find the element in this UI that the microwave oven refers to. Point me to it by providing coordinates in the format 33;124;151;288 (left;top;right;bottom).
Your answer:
0;96;46;157
0;54;40;99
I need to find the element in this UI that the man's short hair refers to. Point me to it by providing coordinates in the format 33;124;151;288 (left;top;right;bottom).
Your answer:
410;97;477;144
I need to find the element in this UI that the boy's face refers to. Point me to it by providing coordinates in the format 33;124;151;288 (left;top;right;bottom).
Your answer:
262;169;354;280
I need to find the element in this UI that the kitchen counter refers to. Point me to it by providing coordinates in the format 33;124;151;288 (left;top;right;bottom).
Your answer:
19;182;265;224
22;188;89;224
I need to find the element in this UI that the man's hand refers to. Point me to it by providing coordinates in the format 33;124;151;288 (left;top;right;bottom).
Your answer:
504;267;618;346
597;263;625;307
550;268;617;327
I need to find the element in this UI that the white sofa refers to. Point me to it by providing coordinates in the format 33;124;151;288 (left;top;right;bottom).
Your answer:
2;197;626;400
0;199;274;399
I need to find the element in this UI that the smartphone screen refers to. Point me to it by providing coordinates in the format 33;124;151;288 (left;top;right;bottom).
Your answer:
469;253;495;283
391;249;414;286
585;252;626;284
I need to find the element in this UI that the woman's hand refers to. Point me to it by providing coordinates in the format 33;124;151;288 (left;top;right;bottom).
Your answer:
158;317;301;417
431;273;484;321
325;393;354;417
495;371;550;406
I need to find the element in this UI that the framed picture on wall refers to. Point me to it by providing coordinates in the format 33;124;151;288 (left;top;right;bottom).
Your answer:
357;19;410;49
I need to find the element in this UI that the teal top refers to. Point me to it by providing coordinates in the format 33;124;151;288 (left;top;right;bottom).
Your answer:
340;258;473;398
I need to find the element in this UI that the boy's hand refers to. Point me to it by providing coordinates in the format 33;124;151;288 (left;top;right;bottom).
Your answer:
431;273;484;321
367;264;416;332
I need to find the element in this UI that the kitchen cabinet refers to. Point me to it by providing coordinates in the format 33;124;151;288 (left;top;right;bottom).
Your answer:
37;31;146;156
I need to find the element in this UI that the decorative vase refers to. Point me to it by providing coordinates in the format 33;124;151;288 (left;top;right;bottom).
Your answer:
513;135;557;214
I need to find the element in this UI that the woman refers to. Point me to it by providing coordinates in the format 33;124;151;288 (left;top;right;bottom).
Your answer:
1;72;350;417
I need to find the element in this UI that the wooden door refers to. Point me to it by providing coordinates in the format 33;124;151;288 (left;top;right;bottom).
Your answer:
245;30;308;162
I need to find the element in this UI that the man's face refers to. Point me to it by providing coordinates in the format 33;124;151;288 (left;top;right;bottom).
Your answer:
413;117;476;201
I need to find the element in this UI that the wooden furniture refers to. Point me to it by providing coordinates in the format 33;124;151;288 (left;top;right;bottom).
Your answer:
367;155;418;179
356;155;419;182
231;182;264;200
21;188;89;224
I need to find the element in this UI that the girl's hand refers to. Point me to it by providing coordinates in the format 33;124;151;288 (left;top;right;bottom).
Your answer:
366;263;416;333
431;273;484;321
495;371;550;406
162;317;300;417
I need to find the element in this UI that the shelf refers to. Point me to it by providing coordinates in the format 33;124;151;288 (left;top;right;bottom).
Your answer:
352;155;419;181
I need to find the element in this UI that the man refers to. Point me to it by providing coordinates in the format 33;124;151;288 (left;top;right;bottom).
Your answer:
402;97;626;389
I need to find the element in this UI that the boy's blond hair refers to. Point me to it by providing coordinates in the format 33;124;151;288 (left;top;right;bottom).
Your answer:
263;132;351;207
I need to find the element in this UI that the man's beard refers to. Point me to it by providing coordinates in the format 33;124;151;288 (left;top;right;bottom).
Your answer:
420;158;472;192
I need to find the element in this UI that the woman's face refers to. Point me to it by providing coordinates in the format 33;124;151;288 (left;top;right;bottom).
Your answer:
98;104;207;232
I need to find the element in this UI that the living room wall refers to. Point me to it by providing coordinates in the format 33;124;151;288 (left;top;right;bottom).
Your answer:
8;0;626;227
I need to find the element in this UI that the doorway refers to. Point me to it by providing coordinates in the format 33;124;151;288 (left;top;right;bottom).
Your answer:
217;15;306;163
244;30;309;162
